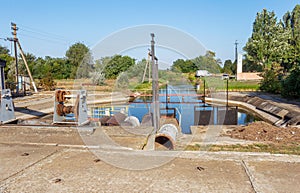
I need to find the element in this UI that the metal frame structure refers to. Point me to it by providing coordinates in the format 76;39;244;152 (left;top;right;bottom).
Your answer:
53;90;89;126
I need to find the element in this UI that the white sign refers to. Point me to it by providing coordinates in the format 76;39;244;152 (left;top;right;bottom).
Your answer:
237;53;243;73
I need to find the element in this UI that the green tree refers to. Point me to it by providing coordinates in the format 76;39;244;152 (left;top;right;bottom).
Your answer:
65;42;92;78
0;45;9;55
127;59;147;81
0;45;14;80
291;5;300;65
171;59;197;73
223;59;234;74
242;58;263;72
18;52;36;76
103;55;135;79
281;65;300;98
171;59;185;72
259;62;283;93
171;51;222;74
193;51;222;73
244;9;291;69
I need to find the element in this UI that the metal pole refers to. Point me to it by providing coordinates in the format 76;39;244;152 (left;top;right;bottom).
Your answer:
226;79;229;107
203;79;206;103
235;40;238;63
11;23;19;95
17;41;38;93
166;82;168;110
151;33;160;133
13;39;19;95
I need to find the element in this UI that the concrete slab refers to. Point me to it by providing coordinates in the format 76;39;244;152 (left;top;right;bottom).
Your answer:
1;126;300;192
0;148;254;193
0;126;85;146
0;144;60;182
246;161;300;193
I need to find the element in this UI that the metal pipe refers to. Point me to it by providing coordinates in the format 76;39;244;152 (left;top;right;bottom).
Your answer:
155;124;178;150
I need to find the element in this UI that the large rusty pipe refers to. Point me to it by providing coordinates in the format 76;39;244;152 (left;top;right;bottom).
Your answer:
155;124;178;150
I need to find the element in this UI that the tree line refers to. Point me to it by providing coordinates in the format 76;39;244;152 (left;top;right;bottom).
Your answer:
243;5;300;98
0;4;299;98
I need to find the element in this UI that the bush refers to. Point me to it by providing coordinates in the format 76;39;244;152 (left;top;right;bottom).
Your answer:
39;72;56;91
259;63;282;94
90;71;105;85
281;66;300;98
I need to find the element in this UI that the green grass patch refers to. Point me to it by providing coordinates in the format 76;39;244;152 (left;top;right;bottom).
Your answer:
195;77;260;92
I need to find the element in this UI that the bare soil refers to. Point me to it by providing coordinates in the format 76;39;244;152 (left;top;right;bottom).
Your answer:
227;121;300;145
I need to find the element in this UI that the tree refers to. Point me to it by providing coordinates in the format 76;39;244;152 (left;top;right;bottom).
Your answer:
0;45;9;55
126;59;147;81
259;62;283;93
0;45;14;80
103;55;135;79
244;9;291;69
223;59;234;74
65;42;92;78
291;5;300;65
193;51;222;73
242;57;263;72
171;51;222;74
17;52;36;76
281;65;300;98
171;59;197;73
171;59;186;72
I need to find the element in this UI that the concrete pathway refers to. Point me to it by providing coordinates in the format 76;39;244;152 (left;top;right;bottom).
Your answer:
0;126;299;193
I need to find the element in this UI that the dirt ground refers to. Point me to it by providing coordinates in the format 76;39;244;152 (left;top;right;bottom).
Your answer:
227;121;300;145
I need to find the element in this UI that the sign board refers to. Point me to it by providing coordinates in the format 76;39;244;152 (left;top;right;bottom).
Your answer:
237;53;243;73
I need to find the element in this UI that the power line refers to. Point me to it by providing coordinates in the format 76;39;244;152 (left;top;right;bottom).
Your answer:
17;24;68;40
18;28;68;42
18;33;71;45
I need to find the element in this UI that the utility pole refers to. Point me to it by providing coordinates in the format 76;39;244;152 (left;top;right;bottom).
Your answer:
8;23;38;94
11;22;19;95
151;33;160;133
234;40;238;63
17;41;38;93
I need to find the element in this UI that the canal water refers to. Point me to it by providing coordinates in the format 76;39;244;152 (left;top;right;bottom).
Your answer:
92;85;258;134
127;85;259;134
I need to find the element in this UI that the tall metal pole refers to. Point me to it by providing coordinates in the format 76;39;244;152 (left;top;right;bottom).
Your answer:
17;41;38;93
234;40;238;63
166;82;169;110
203;79;206;104
226;79;229;107
11;23;19;95
151;33;160;132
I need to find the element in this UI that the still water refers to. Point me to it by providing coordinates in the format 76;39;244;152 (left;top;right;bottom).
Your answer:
127;85;259;134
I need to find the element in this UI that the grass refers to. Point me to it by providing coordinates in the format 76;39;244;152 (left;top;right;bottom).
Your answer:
196;77;260;92
185;143;300;155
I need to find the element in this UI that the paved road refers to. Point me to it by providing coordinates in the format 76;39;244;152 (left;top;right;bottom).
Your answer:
0;126;299;193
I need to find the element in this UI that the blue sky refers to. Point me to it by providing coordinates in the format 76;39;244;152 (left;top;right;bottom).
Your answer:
0;0;299;67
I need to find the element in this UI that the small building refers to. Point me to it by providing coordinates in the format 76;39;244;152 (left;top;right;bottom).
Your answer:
195;70;211;77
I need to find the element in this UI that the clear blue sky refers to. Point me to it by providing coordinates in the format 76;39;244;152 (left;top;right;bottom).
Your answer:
0;0;299;66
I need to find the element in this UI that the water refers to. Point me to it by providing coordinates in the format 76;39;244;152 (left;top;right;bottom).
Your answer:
93;85;259;134
127;85;259;134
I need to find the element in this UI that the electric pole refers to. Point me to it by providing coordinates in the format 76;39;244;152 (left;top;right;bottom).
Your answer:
151;33;160;133
234;40;238;63
11;22;19;95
